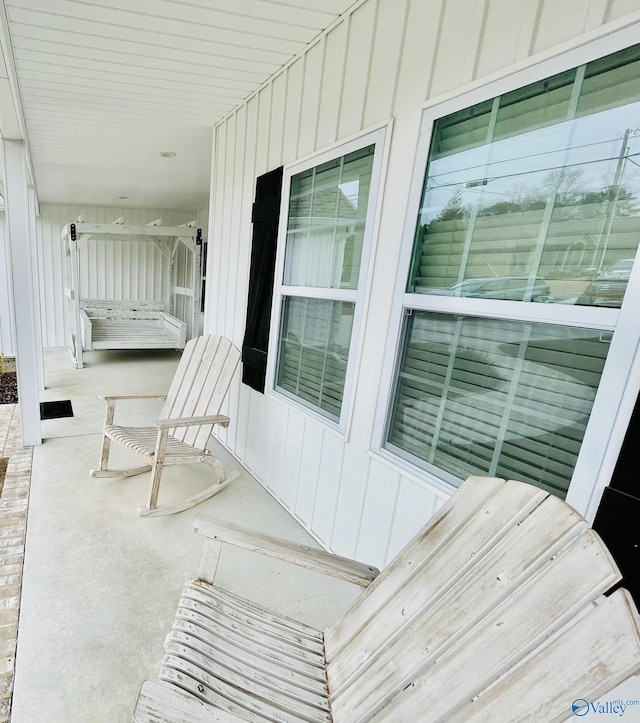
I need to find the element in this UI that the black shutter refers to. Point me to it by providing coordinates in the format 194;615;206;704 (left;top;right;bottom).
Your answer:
241;166;284;392
593;393;640;607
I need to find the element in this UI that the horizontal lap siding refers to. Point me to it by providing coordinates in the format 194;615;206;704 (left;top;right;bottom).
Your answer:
36;204;194;347
205;0;640;568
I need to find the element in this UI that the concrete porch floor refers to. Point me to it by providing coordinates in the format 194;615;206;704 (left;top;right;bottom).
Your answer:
11;347;361;723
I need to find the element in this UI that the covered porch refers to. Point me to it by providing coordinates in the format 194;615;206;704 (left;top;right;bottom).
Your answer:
7;347;359;722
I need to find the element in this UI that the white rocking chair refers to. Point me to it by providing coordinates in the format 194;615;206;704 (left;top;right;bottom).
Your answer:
90;335;241;517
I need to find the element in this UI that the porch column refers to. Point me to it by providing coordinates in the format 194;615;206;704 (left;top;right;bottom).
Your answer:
3;138;41;445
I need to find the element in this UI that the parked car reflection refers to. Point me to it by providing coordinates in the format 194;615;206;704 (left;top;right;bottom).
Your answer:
431;276;550;302
577;258;634;307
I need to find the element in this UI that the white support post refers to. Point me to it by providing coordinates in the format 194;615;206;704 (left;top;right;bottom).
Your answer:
69;235;83;369
3;139;41;445
28;185;45;390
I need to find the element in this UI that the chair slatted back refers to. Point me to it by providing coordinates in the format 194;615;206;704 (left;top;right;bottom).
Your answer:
160;335;241;447
435;589;640;723
325;477;629;723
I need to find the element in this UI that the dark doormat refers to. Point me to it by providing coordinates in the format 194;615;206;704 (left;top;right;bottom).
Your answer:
40;400;74;420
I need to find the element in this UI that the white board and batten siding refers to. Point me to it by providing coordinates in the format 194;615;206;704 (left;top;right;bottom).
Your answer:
205;0;640;569
36;204;195;348
0;215;15;356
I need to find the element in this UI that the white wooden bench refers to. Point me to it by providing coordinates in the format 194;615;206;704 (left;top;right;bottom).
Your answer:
133;476;640;722
79;299;187;351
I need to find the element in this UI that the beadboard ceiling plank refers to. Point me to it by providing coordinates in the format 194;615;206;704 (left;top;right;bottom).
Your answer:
1;0;358;207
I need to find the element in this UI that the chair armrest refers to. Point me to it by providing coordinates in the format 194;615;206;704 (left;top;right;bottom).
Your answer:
99;394;167;401
154;415;230;429
194;515;380;588
134;680;243;722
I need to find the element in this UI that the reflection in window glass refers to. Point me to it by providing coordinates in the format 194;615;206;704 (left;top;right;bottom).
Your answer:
284;145;375;290
386;312;610;497
276;297;354;421
409;45;640;307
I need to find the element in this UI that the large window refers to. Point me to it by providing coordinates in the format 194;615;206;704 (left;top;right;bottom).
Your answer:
385;43;640;498
272;131;386;424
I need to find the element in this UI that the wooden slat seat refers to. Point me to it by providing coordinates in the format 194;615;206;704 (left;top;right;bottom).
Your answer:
134;477;640;722
160;582;331;723
90;320;181;349
79;299;187;352
91;335;241;517
104;426;208;461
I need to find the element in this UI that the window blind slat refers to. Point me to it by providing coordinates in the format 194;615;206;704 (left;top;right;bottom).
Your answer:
387;312;608;496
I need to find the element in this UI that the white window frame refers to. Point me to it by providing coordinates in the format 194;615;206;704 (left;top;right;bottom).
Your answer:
267;123;390;434
372;21;640;519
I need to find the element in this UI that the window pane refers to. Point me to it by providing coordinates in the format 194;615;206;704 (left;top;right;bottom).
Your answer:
276;297;354;420
284;145;375;290
386;312;610;497
409;44;640;307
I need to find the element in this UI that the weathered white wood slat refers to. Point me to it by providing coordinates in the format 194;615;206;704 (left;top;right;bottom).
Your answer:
184;583;325;647
181;336;229;446
324;476;548;662
160;663;330;723
165;629;327;693
104;426;207;458
164;335;212;421
133;478;640;723
91;335;241;515
157;580;331;723
171;606;325;672
194;516;380;588
329;525;618;722
443;589;640;723
135;680;244;723
62;222;198;238
163;640;331;712
80;299;165;311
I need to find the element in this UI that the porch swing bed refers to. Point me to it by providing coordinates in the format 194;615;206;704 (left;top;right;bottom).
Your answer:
62;219;202;368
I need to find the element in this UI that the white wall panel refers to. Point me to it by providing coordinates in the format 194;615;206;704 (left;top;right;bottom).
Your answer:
0;214;15;356
610;0;640;18
429;0;489;98
280;408;305;511
392;0;444;111
233;381;252;466
206;0;640;568
310;431;344;545
331;448;371;558
385;477;445;563
362;0;408;128
297;41;325;158
282;62;305;165
229;106;249;345
268;73;287;171
336;1;378;140
355;459;400;566
266;398;289;498
475;0;542;77
532;0;598;53
295;422;324;527
244;390;272;482
316;20;349;150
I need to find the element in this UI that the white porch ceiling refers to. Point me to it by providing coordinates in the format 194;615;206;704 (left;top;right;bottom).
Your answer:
1;0;357;210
